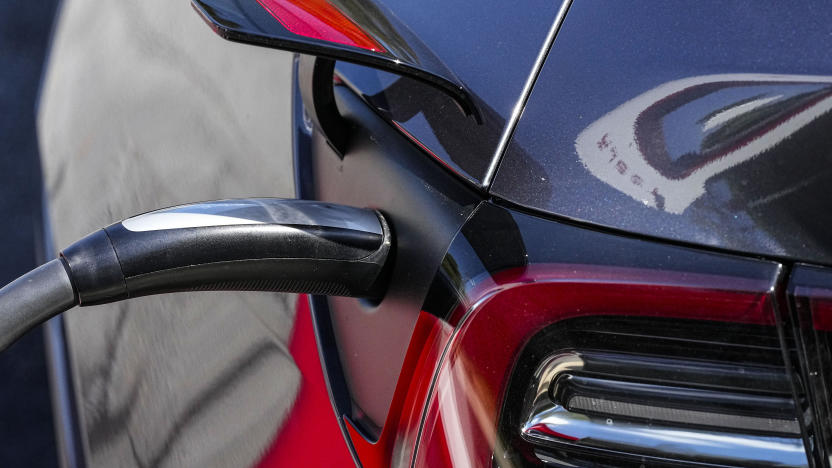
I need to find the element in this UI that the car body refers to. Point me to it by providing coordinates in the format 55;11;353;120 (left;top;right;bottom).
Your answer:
46;1;832;466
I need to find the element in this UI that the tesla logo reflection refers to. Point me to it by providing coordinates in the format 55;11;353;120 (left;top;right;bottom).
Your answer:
575;74;832;214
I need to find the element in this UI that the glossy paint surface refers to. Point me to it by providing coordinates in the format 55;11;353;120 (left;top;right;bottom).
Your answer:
492;1;832;265
334;0;567;183
300;78;480;433
191;0;478;117
255;0;386;52
342;310;452;468
413;202;799;466
256;296;353;467
789;265;832;463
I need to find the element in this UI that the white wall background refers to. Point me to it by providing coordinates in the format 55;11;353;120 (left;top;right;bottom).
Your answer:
38;1;299;466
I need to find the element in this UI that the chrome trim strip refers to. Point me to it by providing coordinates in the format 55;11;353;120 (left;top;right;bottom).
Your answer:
566;395;801;435
482;0;573;189
524;406;808;468
520;352;809;467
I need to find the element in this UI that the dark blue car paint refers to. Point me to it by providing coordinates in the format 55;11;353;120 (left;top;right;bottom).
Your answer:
333;0;565;184
492;1;832;266
42;0;832;465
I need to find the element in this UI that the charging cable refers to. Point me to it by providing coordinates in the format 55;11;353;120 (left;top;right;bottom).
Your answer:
0;198;391;351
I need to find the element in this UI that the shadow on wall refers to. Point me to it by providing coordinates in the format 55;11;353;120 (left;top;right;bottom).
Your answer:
37;0;300;466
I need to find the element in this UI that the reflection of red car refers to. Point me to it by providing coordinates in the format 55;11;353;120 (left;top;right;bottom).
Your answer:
29;1;832;467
